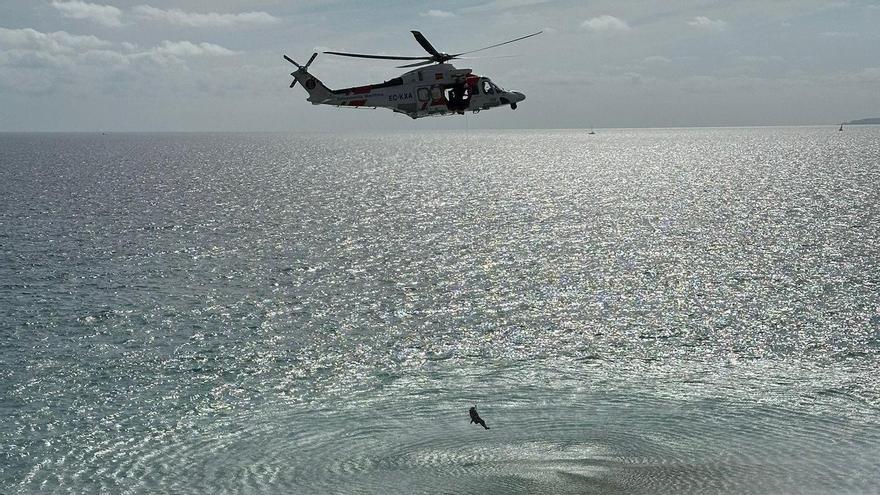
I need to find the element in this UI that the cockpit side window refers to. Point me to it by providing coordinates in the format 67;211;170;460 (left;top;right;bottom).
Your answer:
482;81;494;94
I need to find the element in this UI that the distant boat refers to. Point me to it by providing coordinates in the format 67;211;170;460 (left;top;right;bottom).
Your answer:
839;123;844;132
589;127;596;135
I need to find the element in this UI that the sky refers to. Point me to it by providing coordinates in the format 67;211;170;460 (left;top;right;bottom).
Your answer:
1;0;878;131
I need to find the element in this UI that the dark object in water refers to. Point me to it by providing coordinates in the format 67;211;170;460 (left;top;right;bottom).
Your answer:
469;406;489;429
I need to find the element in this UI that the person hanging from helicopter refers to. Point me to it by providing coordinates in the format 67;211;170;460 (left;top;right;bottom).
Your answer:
469;405;489;429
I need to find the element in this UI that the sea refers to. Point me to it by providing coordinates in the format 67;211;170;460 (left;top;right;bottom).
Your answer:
1;127;879;494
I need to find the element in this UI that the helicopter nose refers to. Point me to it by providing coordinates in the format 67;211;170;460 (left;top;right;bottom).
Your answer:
511;91;525;102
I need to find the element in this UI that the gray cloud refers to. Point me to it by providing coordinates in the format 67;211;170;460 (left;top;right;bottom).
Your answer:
687;16;727;31
461;0;551;14
51;0;125;28
736;55;784;64
819;31;859;38
582;15;631;33
49;1;280;29
826;66;880;83
0;27;110;54
419;10;456;18
643;55;672;64
132;5;280;27
0;26;239;96
0;27;234;63
148;40;237;57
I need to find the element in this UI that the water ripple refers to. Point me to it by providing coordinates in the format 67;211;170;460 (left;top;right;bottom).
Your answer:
2;128;879;493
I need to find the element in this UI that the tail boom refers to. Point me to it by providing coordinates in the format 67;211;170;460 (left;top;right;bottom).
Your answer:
285;53;338;105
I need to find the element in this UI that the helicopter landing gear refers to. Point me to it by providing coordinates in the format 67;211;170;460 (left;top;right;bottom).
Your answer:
510;102;517;110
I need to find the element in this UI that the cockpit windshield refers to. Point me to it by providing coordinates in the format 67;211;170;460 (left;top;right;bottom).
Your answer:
481;79;504;95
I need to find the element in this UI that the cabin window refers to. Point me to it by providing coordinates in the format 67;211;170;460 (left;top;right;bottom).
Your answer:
418;71;423;81
417;87;430;101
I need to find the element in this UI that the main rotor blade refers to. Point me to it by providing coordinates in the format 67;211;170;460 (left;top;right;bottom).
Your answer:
455;54;520;61
323;51;429;61
410;31;442;57
396;60;438;68
452;31;542;57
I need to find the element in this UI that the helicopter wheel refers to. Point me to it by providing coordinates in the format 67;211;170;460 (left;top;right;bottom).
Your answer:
510;102;517;110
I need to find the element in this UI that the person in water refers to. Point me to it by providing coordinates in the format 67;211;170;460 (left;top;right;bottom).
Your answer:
469;406;489;429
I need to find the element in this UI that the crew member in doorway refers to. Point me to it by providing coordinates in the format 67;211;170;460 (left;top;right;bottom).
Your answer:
447;83;468;112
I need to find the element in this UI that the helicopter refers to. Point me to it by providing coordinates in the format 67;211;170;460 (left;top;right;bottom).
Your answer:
284;30;541;119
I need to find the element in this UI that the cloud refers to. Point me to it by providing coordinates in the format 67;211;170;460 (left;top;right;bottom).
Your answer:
0;49;71;70
0;27;110;54
582;15;631;33
461;0;550;14
0;27;237;81
420;9;455;18
123;40;237;68
819;31;858;38
644;55;672;64
50;2;280;29
150;40;237;57
79;49;130;66
827;66;880;83
0;33;240;99
520;68;655;87
737;55;784;64
51;0;125;27
132;5;280;27
687;16;727;31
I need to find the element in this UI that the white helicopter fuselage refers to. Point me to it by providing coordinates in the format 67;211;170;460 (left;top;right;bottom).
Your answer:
291;61;525;119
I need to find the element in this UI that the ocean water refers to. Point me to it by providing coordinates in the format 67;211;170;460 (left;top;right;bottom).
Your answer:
1;127;879;494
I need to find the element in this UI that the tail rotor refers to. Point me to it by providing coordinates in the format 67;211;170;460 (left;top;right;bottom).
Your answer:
284;52;318;88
